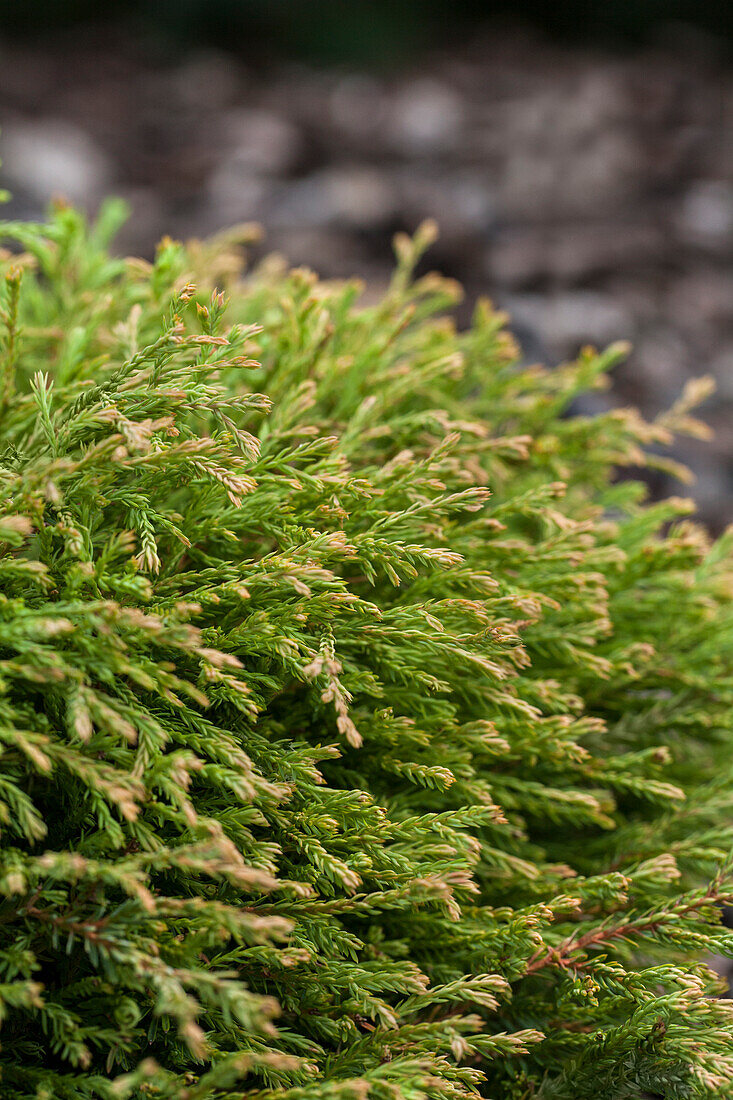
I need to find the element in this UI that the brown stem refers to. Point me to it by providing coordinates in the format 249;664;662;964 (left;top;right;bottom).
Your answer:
523;886;730;977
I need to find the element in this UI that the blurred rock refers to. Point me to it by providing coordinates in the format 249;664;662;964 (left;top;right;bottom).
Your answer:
114;186;167;253
486;230;550;287
269;166;396;230
708;346;733;401
677;180;733;245
634;329;691;405
218;108;301;174
388;79;464;154
1;119;111;207
206;170;266;226
506;292;632;357
170;51;242;110
667;271;733;333
550;222;667;281
330;74;388;138
397;169;495;239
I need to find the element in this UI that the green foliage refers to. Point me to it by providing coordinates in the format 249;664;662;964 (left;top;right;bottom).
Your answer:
0;201;731;1099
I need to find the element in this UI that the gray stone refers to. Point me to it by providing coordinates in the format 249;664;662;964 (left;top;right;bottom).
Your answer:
397;169;495;236
388;79;464;155
677;181;733;244
667;271;733;332
506;292;632;356
218;108;301;175
634;329;691;404
1;119;111;207
486;230;550;286
113;187;167;254
207;169;267;224
170;51;242;110
550;222;667;280
707;346;733;401
268;166;396;231
330;74;388;137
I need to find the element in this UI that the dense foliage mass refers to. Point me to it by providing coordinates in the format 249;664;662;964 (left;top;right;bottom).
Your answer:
0;203;732;1099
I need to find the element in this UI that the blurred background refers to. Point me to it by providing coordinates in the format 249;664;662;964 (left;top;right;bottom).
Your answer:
0;1;731;527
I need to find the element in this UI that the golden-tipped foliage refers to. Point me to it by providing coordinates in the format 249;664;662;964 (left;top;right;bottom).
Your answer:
0;202;730;1099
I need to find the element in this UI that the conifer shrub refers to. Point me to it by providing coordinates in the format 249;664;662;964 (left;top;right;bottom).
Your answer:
0;202;732;1100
